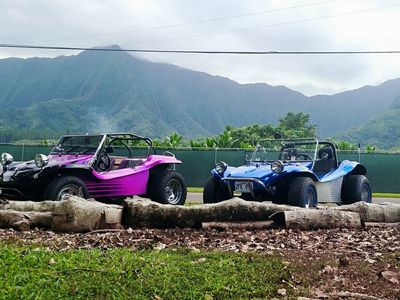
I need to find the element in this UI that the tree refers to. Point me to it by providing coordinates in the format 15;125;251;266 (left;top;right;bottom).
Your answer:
213;131;238;148
161;132;184;148
366;145;376;153
278;112;316;138
334;140;358;151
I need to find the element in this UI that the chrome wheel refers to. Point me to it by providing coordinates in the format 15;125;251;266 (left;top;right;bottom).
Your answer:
57;184;84;201
165;179;183;205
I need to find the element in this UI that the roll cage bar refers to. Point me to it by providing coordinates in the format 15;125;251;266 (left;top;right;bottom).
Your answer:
105;133;156;157
252;138;338;168
52;134;156;167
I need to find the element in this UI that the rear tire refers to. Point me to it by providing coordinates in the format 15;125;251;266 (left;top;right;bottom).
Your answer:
341;175;371;204
203;176;231;204
149;170;186;205
288;177;317;208
43;176;89;201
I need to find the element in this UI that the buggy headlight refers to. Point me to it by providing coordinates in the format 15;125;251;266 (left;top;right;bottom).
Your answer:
1;153;13;165
215;161;227;174
35;154;49;168
271;160;284;174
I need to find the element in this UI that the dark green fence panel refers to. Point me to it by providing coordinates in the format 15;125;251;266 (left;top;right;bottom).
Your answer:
0;144;53;161
1;144;400;192
338;152;400;193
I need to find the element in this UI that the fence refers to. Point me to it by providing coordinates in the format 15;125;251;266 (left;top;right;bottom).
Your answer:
1;144;399;193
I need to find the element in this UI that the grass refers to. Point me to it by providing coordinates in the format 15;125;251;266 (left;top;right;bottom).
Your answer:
187;187;204;193
372;193;400;198
0;244;291;299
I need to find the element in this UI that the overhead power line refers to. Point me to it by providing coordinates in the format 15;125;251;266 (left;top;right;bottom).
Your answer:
1;44;400;55
31;0;334;43
129;2;400;46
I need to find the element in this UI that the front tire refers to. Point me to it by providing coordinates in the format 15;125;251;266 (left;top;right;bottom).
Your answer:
43;176;89;201
288;177;317;208
342;175;371;204
149;170;187;205
203;176;231;204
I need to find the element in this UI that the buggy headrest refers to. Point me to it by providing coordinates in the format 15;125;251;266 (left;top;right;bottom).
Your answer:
281;144;298;160
318;147;333;160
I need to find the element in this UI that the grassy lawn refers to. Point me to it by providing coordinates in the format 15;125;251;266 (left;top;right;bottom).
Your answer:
0;244;290;299
372;193;400;198
187;187;204;193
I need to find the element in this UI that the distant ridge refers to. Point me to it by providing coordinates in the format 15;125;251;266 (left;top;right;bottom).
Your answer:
0;46;400;147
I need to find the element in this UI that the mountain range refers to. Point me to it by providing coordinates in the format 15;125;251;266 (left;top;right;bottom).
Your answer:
0;45;399;148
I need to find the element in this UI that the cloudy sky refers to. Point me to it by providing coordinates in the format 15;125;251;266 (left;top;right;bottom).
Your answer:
1;0;400;95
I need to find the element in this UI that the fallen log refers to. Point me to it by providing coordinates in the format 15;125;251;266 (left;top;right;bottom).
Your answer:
1;197;399;232
202;221;274;231
123;198;300;228
334;201;400;223
0;197;123;232
0;210;53;231
270;210;362;230
364;222;400;229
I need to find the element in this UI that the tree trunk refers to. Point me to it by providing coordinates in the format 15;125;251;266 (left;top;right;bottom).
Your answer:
271;210;362;230
202;221;274;231
123;198;301;229
334;202;400;223
0;197;123;232
0;210;53;231
1;197;399;232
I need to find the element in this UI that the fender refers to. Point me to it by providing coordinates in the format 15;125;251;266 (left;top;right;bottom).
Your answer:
315;160;366;183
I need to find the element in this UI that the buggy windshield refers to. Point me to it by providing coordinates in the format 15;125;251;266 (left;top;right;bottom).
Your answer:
251;139;318;162
50;135;103;155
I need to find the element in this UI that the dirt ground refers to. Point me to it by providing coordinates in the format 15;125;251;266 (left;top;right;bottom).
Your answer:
1;226;399;299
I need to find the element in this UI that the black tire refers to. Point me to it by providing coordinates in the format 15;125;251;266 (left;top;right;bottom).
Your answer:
203;176;231;204
341;175;372;204
43;176;89;201
288;177;317;208
149;170;187;205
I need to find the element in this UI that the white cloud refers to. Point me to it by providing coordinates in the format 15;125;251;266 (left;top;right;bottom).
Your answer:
1;0;400;95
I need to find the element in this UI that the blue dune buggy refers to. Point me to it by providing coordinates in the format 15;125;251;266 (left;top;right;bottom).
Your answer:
203;138;371;207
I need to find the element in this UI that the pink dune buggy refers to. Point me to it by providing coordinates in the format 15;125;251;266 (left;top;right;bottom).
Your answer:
0;134;187;205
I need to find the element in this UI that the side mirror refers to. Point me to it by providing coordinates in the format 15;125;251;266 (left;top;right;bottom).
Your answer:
106;146;114;154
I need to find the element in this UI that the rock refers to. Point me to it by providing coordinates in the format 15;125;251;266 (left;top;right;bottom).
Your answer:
277;288;287;296
380;270;399;285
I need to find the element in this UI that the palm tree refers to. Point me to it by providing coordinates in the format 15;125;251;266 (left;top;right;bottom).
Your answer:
213;131;238;148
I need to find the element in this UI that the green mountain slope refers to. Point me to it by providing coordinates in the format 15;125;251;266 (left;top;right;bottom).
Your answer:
1;46;400;143
339;97;400;149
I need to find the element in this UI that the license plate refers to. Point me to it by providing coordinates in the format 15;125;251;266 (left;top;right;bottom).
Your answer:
234;182;252;193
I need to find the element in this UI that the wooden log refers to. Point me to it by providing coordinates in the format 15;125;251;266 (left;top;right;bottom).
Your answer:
50;197;123;232
364;222;400;229
0;210;53;231
271;209;362;230
0;197;123;232
202;221;274;231
123;198;301;229
334;201;400;223
0;200;59;212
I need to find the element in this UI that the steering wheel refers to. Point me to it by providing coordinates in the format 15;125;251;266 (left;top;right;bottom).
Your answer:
297;153;313;160
96;150;110;171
